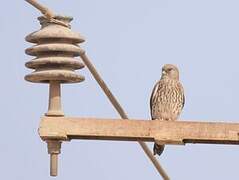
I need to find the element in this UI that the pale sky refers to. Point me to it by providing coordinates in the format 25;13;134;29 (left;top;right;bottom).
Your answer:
1;0;239;179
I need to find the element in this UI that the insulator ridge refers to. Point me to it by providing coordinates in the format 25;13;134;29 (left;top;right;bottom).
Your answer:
25;16;85;84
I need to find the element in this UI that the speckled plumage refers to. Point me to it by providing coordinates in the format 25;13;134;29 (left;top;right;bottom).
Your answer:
150;64;185;156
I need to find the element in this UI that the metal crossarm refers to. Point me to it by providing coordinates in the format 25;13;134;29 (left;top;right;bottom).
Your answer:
39;117;239;145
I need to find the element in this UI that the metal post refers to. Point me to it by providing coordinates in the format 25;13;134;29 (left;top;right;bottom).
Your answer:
46;81;64;116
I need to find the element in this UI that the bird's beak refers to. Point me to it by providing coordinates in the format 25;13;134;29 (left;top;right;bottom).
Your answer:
162;70;166;75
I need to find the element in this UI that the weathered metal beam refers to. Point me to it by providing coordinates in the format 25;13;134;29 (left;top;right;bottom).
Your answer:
39;117;239;145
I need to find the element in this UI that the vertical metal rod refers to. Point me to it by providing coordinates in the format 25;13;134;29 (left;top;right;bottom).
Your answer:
80;51;170;180
46;81;64;116
46;82;63;177
47;140;62;177
50;154;58;176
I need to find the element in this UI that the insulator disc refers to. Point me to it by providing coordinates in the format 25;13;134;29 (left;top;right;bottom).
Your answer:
25;69;85;83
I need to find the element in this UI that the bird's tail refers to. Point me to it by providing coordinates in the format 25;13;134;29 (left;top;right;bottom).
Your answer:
153;143;165;156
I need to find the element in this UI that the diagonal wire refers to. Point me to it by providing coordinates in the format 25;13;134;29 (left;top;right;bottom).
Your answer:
25;0;54;19
25;0;69;27
80;51;170;180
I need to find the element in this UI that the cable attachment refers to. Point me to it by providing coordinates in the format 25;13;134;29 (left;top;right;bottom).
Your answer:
25;0;69;27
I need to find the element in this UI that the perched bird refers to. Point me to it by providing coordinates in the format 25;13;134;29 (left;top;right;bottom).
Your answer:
150;64;185;156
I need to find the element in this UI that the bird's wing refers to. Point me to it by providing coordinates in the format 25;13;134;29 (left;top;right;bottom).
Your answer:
182;93;185;109
178;81;185;109
150;81;160;120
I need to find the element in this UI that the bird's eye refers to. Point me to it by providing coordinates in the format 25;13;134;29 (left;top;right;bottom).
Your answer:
168;68;173;71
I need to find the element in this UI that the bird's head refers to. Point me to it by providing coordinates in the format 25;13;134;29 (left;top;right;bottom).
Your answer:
161;64;179;80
